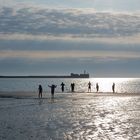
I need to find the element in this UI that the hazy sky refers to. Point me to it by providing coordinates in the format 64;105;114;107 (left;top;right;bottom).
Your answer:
1;0;140;11
0;0;140;77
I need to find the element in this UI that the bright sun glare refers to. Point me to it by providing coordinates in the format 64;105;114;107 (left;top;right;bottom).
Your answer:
89;78;134;92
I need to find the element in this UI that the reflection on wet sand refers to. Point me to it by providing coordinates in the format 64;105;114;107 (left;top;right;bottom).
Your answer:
0;93;140;140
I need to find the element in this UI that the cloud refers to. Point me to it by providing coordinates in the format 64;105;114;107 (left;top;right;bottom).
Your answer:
1;0;140;11
0;50;140;60
1;33;140;45
0;6;140;44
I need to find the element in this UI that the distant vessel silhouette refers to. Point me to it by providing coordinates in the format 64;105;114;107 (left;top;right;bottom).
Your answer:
70;71;89;78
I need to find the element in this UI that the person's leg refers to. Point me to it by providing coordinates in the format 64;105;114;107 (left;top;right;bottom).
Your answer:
51;92;54;98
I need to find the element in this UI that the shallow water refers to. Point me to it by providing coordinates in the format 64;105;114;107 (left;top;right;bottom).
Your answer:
0;93;140;140
0;78;140;94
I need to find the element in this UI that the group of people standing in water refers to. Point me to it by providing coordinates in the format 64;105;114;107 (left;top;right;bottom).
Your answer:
87;82;99;93
87;82;115;93
38;82;115;98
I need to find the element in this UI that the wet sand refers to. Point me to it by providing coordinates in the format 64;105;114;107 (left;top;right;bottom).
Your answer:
0;91;140;99
0;92;140;140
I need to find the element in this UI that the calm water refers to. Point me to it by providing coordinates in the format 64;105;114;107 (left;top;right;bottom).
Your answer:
0;79;140;140
0;78;140;93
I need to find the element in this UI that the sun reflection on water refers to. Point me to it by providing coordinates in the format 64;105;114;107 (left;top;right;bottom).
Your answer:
88;78;136;93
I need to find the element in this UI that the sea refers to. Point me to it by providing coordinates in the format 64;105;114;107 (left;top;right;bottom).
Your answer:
0;78;140;93
0;78;140;140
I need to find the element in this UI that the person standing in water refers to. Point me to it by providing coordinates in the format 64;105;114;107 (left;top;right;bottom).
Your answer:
38;84;43;98
71;83;75;92
96;83;99;92
60;82;65;92
88;81;91;92
70;83;73;92
112;83;115;93
48;84;57;98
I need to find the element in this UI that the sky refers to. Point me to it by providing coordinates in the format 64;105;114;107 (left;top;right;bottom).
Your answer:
0;0;140;77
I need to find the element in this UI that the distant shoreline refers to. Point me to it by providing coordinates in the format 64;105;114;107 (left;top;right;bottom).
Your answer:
0;75;89;78
0;76;73;78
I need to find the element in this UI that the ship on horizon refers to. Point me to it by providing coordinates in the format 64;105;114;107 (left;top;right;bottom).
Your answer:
70;71;89;78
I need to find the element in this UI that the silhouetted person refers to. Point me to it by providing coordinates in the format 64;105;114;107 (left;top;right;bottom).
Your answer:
71;83;73;92
96;83;99;92
112;83;115;93
38;85;43;98
48;84;57;98
88;81;91;92
71;83;75;92
60;82;65;92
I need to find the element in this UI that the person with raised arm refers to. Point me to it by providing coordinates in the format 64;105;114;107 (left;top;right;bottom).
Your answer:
48;84;57;98
60;82;65;92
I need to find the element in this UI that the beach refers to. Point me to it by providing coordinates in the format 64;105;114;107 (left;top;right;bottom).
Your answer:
1;0;140;139
0;92;140;140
